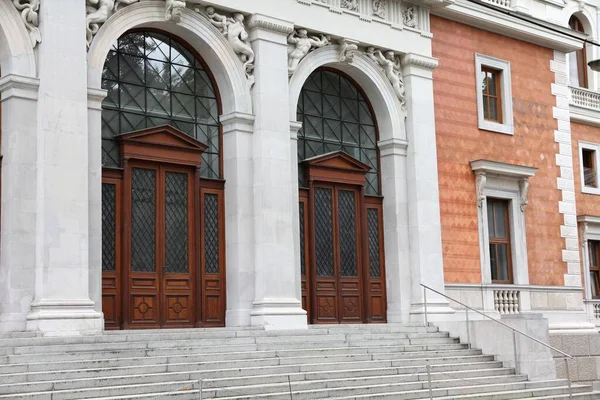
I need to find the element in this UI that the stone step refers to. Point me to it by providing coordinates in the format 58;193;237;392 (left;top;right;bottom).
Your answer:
0;363;511;395
203;372;528;398
0;342;470;366
213;380;591;399
0;347;483;374
0;356;501;384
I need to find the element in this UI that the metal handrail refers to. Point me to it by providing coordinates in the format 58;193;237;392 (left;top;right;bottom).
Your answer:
420;283;573;359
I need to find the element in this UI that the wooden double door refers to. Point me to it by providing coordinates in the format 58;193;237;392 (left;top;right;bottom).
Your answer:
101;126;225;329
300;152;387;324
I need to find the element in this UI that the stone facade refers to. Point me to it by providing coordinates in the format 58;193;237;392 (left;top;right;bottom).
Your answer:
0;0;598;340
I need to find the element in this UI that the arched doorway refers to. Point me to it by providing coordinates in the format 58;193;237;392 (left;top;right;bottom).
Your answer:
297;68;386;324
100;31;225;329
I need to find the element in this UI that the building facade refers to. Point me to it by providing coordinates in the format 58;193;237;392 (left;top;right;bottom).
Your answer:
0;0;598;335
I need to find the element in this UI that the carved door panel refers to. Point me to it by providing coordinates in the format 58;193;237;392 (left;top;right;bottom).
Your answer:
299;189;310;321
311;184;364;323
125;163;195;328
101;173;122;330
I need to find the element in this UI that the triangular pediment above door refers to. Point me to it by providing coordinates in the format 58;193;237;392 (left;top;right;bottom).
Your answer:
117;125;208;166
303;151;371;173
302;151;371;186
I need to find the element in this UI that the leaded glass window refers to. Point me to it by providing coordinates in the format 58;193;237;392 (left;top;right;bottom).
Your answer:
297;70;380;195
102;31;221;179
164;172;188;274
204;193;220;274
102;183;116;272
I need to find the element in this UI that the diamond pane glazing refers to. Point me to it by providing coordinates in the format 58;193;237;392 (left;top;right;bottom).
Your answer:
338;190;357;277
204;193;220;274
367;208;381;278
164;172;188;274
315;188;334;277
297;70;380;195
101;31;221;179
131;168;156;273
102;183;116;272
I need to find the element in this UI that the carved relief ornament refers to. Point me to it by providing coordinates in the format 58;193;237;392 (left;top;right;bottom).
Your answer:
366;47;406;109
203;6;255;83
13;0;41;47
341;0;359;11
287;29;330;76
86;0;185;49
339;39;359;63
518;178;529;212
475;172;486;208
372;0;386;18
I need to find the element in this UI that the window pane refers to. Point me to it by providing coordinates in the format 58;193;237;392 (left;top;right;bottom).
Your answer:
487;199;494;238
497;243;509;281
489;244;498;281
568;51;581;87
583;149;597;188
591;272;600;298
487;71;497;96
590;241;599;267
494;201;507;238
481;71;488;93
488;97;499;122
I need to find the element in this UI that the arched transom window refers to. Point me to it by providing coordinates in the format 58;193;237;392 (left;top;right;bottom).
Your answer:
297;69;380;195
101;31;221;179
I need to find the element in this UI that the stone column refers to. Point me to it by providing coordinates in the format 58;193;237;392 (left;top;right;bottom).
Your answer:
378;138;412;323
87;88;107;315
0;75;39;332
26;1;103;333
221;111;256;326
247;15;307;329
401;53;454;322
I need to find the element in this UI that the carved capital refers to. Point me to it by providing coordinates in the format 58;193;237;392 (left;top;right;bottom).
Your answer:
13;0;40;47
475;171;486;208
401;53;439;70
518;178;529;212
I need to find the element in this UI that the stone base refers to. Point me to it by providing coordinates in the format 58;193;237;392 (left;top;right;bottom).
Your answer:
26;299;104;336
409;299;456;324
226;308;252;327
0;313;27;333
250;298;307;330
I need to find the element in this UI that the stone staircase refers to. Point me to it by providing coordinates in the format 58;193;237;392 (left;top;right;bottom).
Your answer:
0;324;598;399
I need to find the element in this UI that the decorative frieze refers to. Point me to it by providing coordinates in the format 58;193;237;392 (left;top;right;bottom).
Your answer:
341;0;359;11
402;5;418;28
373;0;386;18
366;47;406;109
13;0;41;47
287;29;330;75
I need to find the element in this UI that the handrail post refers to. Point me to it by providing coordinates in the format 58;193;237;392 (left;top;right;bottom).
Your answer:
512;330;519;375
423;286;429;327
426;362;433;400
465;308;470;349
198;379;203;400
288;375;293;400
565;358;573;399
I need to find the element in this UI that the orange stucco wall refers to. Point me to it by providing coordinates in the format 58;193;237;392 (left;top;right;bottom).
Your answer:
572;122;600;216
431;16;566;286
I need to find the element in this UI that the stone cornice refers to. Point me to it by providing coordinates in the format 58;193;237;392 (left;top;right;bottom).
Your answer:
401;53;439;70
247;14;294;34
470;159;537;178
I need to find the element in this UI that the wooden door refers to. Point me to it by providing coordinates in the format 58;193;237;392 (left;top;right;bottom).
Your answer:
125;163;196;328
311;184;364;323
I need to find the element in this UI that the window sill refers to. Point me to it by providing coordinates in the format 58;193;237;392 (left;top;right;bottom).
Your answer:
478;120;514;135
582;186;600;195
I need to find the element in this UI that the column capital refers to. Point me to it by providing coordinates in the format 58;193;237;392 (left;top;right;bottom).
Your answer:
401;53;439;71
378;138;408;157
220;111;255;134
0;74;39;101
290;120;303;140
247;13;294;36
87;87;107;111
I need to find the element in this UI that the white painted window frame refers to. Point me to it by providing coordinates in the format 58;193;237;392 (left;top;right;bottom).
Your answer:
579;141;600;195
475;54;514;135
471;160;537;286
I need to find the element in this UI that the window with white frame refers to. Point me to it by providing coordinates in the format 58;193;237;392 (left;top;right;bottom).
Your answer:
580;142;600;194
475;54;514;135
471;160;536;285
578;216;600;301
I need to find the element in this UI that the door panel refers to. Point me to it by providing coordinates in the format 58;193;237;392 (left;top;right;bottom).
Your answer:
128;166;159;327
299;190;310;320
101;177;122;330
365;200;387;323
161;168;195;327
